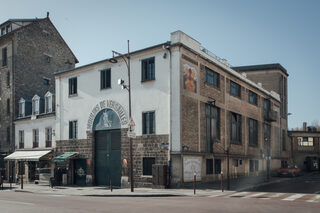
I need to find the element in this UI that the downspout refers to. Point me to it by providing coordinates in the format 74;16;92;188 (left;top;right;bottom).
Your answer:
163;43;172;186
11;39;15;153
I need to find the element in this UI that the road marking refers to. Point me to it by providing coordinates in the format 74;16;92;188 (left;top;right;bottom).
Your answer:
208;194;223;197
282;194;305;201
243;192;266;199
307;195;320;203
0;199;35;206
260;193;285;200
228;192;250;197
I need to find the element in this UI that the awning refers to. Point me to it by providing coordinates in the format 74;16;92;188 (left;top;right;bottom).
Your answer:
4;150;52;161
54;152;78;163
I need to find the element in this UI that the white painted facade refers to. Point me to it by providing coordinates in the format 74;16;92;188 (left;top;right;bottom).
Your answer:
14;115;55;149
55;47;172;140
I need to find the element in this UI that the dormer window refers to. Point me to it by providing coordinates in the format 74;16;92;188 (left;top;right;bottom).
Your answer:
32;95;40;115
18;98;25;117
44;92;53;113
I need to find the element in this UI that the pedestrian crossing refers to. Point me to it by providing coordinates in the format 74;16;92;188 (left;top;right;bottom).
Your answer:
208;191;320;203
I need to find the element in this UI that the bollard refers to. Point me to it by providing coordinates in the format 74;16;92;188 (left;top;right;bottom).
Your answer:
193;172;196;195
10;176;12;190
110;179;113;192
221;172;224;192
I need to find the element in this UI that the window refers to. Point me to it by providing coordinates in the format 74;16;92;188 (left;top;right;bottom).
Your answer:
298;137;313;146
214;159;221;174
230;81;241;97
206;159;213;174
142;111;155;135
32;96;40;115
230;112;241;144
100;69;111;89
19;130;24;148
2;47;7;67
6;25;11;33
6;72;10;88
6;127;10;144
45;128;52;147
205;67;219;88
33;129;39;148
248;91;258;105
248;118;258;146
69;120;78;139
1;27;5;36
43;78;50;85
69;77;77;95
250;160;259;172
6;98;10;115
282;130;286;151
45;92;53;113
263;99;270;118
234;159;239;167
206;104;220;152
141;57;155;81
19;99;25;117
143;157;155;176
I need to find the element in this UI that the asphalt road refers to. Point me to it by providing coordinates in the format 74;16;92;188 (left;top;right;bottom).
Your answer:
249;172;320;194
0;191;319;213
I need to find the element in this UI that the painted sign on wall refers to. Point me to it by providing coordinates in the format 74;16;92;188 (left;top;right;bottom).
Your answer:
87;100;128;130
183;64;197;93
183;156;202;182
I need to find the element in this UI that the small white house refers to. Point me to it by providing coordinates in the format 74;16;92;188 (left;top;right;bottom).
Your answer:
5;91;55;184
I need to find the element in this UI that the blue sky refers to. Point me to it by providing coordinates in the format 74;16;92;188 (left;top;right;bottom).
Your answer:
1;0;319;129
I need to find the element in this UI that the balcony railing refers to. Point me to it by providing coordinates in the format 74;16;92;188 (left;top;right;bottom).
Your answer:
45;140;52;148
33;142;39;148
264;110;277;122
19;143;24;149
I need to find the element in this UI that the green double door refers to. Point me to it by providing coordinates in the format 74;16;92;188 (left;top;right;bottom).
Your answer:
95;130;121;186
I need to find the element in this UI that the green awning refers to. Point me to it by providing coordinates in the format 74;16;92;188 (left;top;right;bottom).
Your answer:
54;152;78;163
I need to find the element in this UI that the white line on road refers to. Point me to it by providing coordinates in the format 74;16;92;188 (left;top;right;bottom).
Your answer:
260;193;286;200
228;192;250;197
282;194;305;201
0;199;35;206
307;195;320;203
242;192;266;199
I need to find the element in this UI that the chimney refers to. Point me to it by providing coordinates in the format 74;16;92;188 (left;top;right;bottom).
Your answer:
303;122;307;131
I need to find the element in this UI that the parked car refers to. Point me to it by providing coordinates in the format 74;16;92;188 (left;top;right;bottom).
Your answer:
278;165;301;177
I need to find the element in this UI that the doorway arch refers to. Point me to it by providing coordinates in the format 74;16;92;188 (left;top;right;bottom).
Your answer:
93;108;121;186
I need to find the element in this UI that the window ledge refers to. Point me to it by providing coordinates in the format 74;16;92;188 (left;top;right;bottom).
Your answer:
100;87;111;91
204;82;220;90
68;94;78;98
141;79;155;83
141;175;152;178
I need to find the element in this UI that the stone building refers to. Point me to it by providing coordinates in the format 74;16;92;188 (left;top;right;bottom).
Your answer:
0;14;78;180
53;31;289;187
288;123;320;171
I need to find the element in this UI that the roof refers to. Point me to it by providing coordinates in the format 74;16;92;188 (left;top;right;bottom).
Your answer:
55;42;169;75
232;63;288;76
0;17;78;64
0;18;39;27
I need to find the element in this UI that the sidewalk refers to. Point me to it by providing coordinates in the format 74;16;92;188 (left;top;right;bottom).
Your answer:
0;174;290;197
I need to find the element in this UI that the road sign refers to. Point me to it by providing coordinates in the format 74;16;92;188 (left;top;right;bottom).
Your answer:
127;131;136;138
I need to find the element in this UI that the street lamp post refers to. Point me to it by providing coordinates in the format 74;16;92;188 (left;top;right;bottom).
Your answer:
109;40;134;192
207;99;230;190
